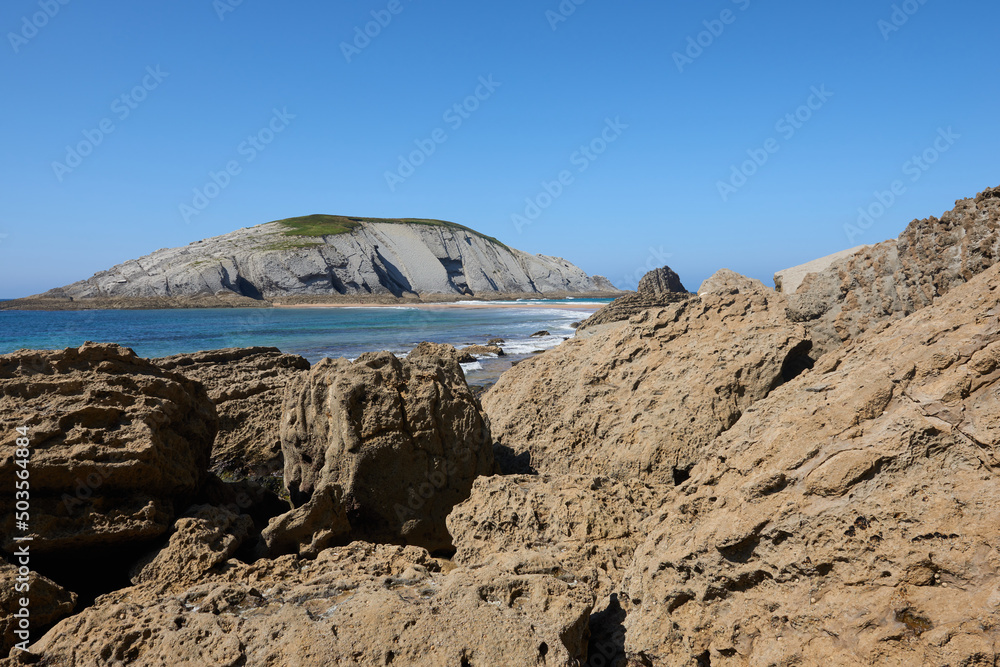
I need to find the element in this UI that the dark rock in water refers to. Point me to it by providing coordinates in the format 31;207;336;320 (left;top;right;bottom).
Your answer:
637;265;686;295
0;343;218;558
569;321;582;329
785;184;1000;355
279;342;495;552
487;338;505;346
153;347;310;479
530;331;550;337
457;344;505;363
579;266;692;330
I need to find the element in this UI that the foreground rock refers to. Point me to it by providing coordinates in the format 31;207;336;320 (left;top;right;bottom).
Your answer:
484;270;812;483
279;342;494;552
1;561;76;659
21;543;593;666
787;185;1000;354
154;347;310;477
130;505;254;591
621;262;1000;665
448;474;671;603
0;343;217;557
579;264;691;329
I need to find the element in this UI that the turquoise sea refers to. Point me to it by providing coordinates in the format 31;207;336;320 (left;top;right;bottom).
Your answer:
0;299;609;384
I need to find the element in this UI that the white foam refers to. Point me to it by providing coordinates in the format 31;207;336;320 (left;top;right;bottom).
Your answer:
460;361;483;372
501;335;569;356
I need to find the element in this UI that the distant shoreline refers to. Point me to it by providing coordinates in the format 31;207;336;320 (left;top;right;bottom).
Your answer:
0;291;621;312
272;301;607;311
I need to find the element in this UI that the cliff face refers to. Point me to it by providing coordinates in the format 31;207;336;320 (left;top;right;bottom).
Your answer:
37;217;618;301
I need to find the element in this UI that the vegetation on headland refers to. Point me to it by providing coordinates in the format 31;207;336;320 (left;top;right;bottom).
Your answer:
271;214;508;248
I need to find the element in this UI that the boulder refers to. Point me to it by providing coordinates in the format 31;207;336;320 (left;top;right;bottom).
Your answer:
280;342;494;552
0;343;218;556
1;561;76;659
154;347;310;478
621;262;1000;665
579;265;692;329
637;265;687;295
483;271;812;483
25;543;594;666
787;185;1000;355
457;344;505;363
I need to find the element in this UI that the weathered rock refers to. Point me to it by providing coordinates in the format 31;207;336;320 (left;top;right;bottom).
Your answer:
448;474;671;603
261;485;351;558
621;262;1000;665
487;338;505;346
637;265;687;295
530;330;550;337
774;245;869;295
26;542;594;666
1;561;76;659
483;271;813;483
154;347;310;477
787;185;1000;355
130;505;254;592
0;343;218;556
579;265;692;330
25;217;619;303
280;342;495;552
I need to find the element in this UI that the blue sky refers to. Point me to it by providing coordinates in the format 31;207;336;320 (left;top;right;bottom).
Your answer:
1;0;997;297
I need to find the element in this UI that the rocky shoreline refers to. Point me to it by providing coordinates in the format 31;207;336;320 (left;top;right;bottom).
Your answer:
2;186;1000;665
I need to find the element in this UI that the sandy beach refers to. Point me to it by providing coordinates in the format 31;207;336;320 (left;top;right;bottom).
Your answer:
270;301;607;311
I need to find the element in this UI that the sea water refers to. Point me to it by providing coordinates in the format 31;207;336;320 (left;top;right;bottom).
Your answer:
0;300;609;384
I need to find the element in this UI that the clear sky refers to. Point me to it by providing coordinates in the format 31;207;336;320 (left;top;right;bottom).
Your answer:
1;0;997;297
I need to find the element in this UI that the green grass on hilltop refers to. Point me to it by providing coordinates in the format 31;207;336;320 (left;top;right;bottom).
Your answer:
270;214;507;247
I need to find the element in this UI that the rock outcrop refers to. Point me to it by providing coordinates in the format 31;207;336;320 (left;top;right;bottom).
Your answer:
621;261;1000;666
154;347;310;477
26;216;619;304
280;342;494;552
773;245;869;295
22;543;594;666
579;264;691;329
0;343;218;557
483;271;812;483
638;265;687;295
786;185;1000;354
